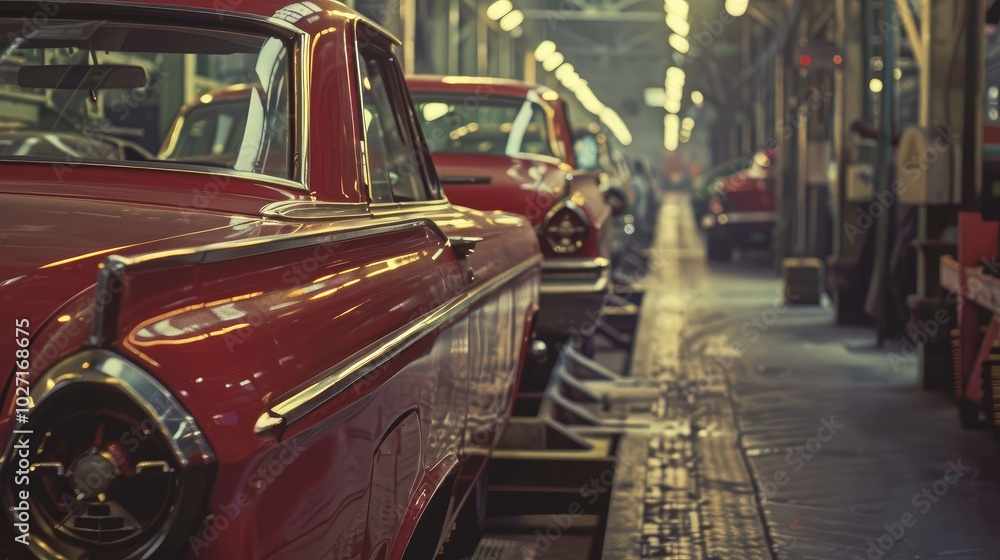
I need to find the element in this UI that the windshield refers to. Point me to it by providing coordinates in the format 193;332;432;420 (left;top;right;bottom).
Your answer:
412;93;556;159
0;19;290;179
573;130;615;174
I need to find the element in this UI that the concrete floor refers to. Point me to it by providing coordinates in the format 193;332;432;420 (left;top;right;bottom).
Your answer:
616;192;1000;559
476;192;1000;559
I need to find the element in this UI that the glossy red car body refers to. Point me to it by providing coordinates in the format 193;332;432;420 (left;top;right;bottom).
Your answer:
0;2;540;559
406;76;613;339
704;149;778;260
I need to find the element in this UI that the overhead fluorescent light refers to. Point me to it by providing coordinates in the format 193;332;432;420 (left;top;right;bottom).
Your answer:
487;0;513;21
534;40;557;61
499;9;524;31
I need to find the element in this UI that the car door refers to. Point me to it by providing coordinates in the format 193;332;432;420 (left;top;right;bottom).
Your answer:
354;39;478;557
356;37;537;556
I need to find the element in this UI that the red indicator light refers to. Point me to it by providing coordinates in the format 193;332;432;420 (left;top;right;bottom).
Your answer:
800;54;812;67
833;54;843;65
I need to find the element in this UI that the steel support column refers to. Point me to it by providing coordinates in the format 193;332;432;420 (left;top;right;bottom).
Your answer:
477;8;488;77
448;0;461;75
414;0;449;75
774;38;790;266
777;2;814;266
874;0;897;345
524;51;536;84
401;0;416;75
830;0;870;324
915;0;984;389
500;31;512;78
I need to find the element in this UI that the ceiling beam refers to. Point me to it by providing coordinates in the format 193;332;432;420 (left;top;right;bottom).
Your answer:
734;0;803;88
808;2;836;37
609;0;659;11
559;47;667;58
747;5;778;29
894;0;926;70
522;9;663;22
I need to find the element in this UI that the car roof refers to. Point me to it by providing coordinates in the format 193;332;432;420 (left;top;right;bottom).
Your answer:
1;0;381;37
88;0;346;19
406;75;560;101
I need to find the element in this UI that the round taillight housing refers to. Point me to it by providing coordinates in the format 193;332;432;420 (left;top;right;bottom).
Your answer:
2;351;215;560
543;201;591;255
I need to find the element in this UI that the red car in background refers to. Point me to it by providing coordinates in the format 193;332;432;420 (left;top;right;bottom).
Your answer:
407;76;615;348
702;149;778;261
0;3;540;559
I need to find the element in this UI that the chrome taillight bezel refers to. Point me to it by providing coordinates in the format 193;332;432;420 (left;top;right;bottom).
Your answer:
542;199;591;255
1;349;215;560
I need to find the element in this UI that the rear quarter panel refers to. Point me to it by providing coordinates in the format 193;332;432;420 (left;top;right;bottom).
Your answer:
107;209;538;559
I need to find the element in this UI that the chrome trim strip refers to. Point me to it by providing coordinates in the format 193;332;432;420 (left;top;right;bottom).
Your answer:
89;218;450;347
352;19;370;203
255;253;544;434
716;211;777;224
368;199;456;217
294;30;309;187
540;268;610;296
259;200;368;220
541;257;610;272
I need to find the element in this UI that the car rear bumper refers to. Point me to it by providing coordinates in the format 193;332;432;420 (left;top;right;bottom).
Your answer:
537;257;611;336
703;211;775;244
702;211;776;228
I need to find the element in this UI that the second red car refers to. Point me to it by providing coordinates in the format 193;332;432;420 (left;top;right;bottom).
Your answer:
407;76;615;346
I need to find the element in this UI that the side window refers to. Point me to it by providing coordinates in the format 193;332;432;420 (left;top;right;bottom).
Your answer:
573;134;600;171
358;48;429;203
505;101;554;158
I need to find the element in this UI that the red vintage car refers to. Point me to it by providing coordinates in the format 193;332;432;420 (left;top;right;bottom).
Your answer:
702;149;778;261
572;127;645;256
406;76;615;347
0;3;541;559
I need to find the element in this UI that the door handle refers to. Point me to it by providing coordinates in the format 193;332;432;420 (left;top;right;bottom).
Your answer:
448;236;482;260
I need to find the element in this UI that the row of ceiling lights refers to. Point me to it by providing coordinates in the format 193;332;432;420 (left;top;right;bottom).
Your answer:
664;114;696;151
663;0;689;150
485;0;525;33
489;0;753;151
664;0;690;54
486;0;633;146
665;0;747;57
533;39;633;145
725;0;750;18
662;0;748;150
663;0;704;152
